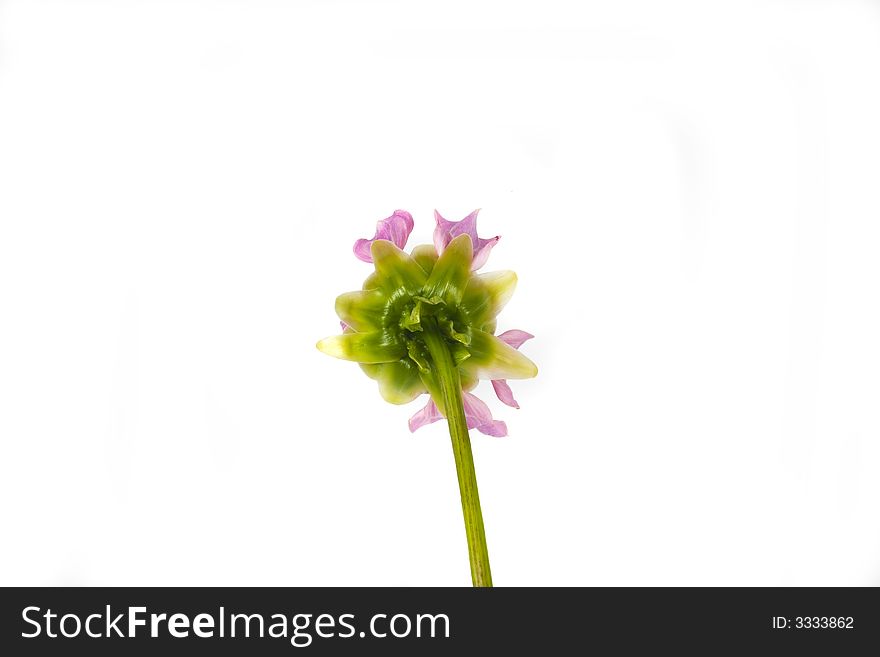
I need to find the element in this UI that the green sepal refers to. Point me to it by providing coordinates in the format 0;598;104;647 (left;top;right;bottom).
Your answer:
362;271;382;291
316;330;404;364
460;270;517;327
423;234;473;306
411;244;439;275
450;342;472;366
440;316;471;345
400;301;423;332
460;329;538;380
459;368;478;392
406;341;431;372
360;359;427;404
370;240;428;295
413;294;444;306
335;290;387;332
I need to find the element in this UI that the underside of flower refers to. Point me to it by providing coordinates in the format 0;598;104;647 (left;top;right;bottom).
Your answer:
317;209;535;587
318;211;537;436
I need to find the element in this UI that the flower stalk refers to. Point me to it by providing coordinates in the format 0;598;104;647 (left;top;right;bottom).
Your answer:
422;318;492;587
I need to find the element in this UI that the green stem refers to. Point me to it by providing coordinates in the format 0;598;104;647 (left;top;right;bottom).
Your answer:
422;321;493;587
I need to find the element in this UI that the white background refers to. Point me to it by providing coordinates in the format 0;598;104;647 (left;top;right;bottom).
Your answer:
2;0;879;586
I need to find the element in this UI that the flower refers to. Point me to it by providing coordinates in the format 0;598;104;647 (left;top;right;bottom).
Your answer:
317;210;536;436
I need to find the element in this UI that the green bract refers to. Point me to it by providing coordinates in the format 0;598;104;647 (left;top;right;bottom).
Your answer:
317;234;537;414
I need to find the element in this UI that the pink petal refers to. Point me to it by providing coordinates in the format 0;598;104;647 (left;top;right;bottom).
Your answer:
408;398;443;432
462;392;508;437
491;379;519;409
353;210;414;263
408;393;508;437
496;329;534;350
433;209;500;271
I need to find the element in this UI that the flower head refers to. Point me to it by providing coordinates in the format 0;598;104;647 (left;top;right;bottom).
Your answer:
317;210;536;436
